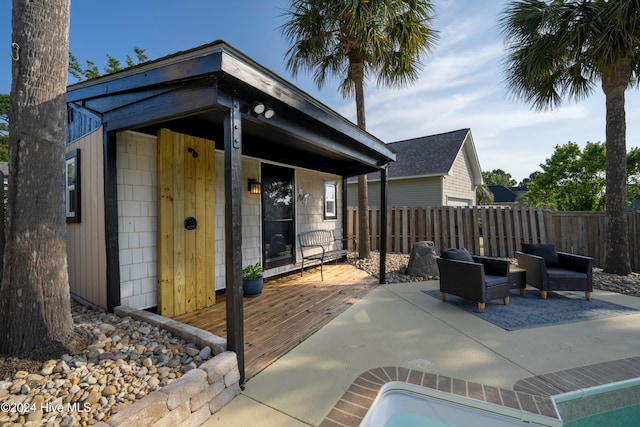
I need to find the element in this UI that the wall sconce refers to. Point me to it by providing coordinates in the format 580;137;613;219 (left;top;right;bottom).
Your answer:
248;179;261;194
252;101;276;119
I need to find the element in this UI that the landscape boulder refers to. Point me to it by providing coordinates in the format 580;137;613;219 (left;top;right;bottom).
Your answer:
406;241;439;279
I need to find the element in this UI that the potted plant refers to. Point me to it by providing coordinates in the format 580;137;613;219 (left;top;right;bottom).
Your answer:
242;262;264;297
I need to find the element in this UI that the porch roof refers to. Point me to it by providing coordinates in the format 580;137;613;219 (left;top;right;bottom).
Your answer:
66;40;395;177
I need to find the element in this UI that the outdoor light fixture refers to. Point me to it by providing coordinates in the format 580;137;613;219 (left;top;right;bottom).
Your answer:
252;101;275;119
264;108;275;119
252;102;266;115
248;179;261;195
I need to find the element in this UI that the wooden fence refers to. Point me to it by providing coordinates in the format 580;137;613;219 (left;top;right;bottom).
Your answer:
346;206;640;270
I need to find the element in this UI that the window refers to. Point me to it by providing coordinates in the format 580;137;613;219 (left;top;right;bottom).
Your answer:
323;180;337;220
65;149;81;223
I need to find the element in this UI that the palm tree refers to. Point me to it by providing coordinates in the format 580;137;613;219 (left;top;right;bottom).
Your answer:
0;0;78;354
500;0;640;275
476;184;495;205
281;0;438;259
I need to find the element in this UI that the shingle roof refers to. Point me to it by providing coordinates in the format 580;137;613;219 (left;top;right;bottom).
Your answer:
488;185;517;203
365;128;471;181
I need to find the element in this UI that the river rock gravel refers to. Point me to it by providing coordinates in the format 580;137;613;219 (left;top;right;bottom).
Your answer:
0;303;211;426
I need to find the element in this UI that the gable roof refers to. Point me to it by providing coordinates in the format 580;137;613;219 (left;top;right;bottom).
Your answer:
361;128;482;184
488;185;529;203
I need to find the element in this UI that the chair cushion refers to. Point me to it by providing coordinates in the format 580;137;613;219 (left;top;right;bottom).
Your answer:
546;268;587;279
485;274;508;287
522;243;560;268
441;248;474;263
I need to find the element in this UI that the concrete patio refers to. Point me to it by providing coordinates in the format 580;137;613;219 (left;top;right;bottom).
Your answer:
204;279;640;426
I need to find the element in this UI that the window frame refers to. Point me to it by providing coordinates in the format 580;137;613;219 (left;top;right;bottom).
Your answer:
65;149;81;223
323;180;337;220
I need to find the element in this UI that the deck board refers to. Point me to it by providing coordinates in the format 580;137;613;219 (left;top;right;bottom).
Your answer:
173;263;378;380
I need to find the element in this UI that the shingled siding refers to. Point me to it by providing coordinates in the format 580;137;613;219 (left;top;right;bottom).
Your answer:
442;149;476;206
117;131;158;309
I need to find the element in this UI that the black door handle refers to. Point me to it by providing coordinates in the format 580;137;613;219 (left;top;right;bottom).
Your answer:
184;217;197;230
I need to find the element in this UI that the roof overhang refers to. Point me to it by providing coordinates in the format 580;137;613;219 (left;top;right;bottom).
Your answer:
66;41;395;177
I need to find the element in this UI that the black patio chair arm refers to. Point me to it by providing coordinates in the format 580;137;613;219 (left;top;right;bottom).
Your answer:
516;251;547;286
557;252;593;273
472;256;510;277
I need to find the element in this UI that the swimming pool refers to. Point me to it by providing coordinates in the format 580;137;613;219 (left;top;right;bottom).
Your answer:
360;382;562;427
360;378;640;426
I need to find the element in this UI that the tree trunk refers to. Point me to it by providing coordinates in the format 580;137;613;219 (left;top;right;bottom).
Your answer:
351;58;371;259
0;0;74;354
601;62;631;275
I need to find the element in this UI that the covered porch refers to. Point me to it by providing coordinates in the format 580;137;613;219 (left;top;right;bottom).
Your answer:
65;40;395;383
174;262;377;380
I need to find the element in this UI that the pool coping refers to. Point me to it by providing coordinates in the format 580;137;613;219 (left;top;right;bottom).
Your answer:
319;355;640;427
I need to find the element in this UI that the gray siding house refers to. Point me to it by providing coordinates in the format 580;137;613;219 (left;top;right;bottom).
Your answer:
348;128;483;207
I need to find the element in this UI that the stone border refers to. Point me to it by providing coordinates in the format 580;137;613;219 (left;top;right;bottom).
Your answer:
90;306;241;427
320;356;640;426
319;367;557;427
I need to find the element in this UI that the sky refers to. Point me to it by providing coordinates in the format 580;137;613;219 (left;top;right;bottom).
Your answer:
2;0;639;183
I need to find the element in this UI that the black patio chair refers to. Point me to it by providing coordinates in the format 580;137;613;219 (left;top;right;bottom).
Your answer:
436;248;511;313
516;243;593;300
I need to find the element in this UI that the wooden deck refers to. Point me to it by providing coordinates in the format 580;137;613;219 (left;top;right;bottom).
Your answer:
173;263;378;380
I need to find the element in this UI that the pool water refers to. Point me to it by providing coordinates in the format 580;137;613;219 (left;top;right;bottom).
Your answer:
561;402;640;427
553;378;640;426
385;412;452;427
361;379;640;427
360;382;561;427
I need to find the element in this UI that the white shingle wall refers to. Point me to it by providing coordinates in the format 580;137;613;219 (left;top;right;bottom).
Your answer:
117;131;158;309
115;131;342;301
292;169;342;264
214;155;262;290
235;166;343;279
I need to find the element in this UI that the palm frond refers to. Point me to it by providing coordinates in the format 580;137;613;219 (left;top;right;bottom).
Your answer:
281;0;438;96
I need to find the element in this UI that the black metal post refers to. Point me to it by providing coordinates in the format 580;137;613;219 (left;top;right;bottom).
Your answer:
224;99;245;384
342;176;349;248
379;166;388;284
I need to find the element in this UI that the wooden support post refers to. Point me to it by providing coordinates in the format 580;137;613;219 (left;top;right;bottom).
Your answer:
224;99;245;384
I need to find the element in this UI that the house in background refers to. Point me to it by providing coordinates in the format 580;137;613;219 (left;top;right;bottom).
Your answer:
488;185;529;205
347;128;483;207
64;40;395;324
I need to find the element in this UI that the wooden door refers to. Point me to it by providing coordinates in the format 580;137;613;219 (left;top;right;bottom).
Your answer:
157;129;215;317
